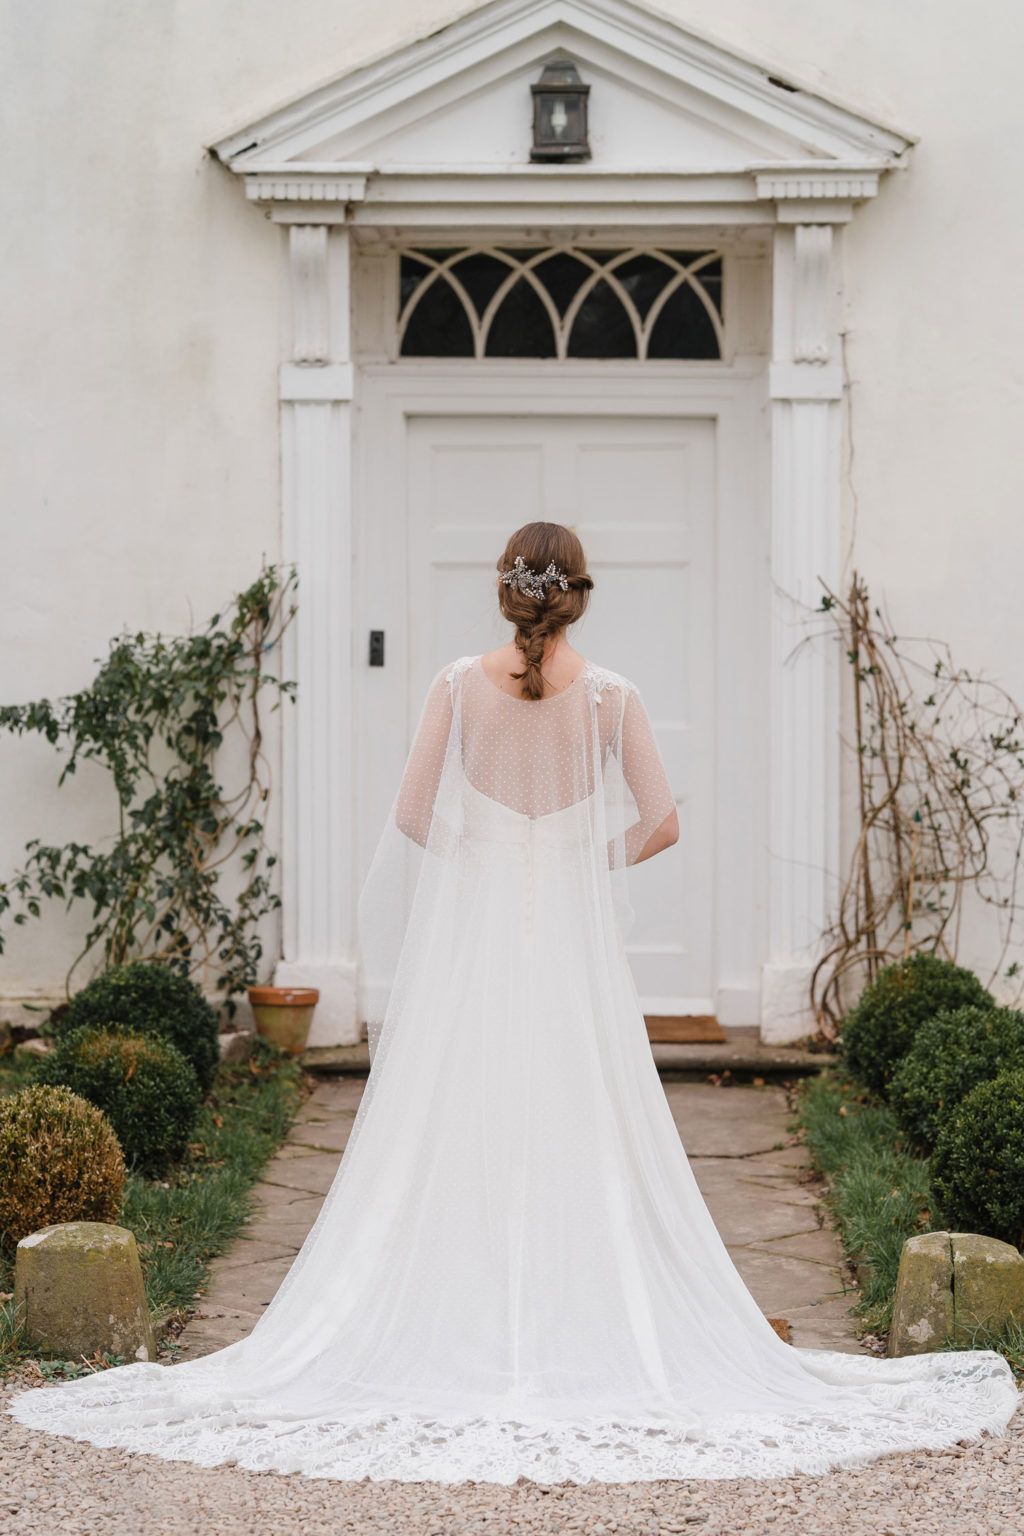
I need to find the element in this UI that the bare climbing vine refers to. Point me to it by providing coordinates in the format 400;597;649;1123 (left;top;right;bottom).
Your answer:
813;574;1024;1035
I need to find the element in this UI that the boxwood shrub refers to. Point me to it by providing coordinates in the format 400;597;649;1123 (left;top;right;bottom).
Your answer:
930;1069;1024;1248
0;1084;126;1246
840;954;992;1097
889;1004;1024;1152
57;962;220;1093
38;1025;201;1174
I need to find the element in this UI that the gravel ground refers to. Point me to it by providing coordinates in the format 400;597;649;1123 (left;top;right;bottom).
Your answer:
2;1375;1020;1536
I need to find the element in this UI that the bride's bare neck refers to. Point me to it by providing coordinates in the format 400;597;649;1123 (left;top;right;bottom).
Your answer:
481;634;585;699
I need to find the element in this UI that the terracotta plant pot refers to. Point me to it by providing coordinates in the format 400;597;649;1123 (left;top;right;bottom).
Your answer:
246;986;320;1056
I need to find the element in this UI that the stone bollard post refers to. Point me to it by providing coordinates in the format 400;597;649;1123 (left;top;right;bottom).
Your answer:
14;1222;156;1363
887;1232;954;1355
888;1230;1024;1357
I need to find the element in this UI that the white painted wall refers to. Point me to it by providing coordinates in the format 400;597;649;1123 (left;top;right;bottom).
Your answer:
3;0;1024;1008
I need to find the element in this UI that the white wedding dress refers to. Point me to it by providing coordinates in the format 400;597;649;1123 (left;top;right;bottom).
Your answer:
9;657;1019;1482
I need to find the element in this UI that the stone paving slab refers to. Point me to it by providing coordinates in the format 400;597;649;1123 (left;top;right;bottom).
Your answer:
250;1180;327;1211
728;1249;847;1314
781;1293;869;1352
281;1122;355;1153
663;1087;793;1155
213;1237;296;1269
178;1078;862;1361
694;1162;821;1208
700;1195;821;1248
257;1154;340;1195
750;1227;848;1266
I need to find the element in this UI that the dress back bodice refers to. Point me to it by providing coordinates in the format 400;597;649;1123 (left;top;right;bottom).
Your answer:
461;776;597;850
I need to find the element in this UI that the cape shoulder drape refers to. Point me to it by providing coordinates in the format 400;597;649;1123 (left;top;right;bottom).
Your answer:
9;656;1019;1483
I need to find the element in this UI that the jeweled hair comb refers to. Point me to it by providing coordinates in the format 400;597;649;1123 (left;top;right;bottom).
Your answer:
500;555;570;601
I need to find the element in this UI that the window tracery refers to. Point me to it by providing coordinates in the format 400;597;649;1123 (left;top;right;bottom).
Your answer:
398;247;723;360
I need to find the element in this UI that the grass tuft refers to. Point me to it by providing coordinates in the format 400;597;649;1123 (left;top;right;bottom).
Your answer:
939;1319;1024;1378
0;1294;30;1372
796;1072;937;1334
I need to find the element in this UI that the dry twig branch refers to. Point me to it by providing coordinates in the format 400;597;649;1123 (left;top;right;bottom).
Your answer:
813;573;1024;1034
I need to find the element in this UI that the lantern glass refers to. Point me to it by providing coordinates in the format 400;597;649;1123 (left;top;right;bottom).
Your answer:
531;59;591;163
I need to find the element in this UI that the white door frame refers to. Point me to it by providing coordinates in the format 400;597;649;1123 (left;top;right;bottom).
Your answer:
353;361;768;1033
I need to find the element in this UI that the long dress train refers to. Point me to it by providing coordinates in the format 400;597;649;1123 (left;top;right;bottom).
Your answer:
8;657;1019;1482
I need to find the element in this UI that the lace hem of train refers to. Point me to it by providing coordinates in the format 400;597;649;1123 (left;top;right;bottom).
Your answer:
9;1353;1018;1484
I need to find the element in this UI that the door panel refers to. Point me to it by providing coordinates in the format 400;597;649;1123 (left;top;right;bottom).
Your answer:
404;413;716;1010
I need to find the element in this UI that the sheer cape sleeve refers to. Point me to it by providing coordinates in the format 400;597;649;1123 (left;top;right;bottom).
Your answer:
357;660;470;1051
393;668;455;848
619;684;677;865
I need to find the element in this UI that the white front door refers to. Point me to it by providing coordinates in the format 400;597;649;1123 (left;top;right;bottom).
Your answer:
368;409;717;1014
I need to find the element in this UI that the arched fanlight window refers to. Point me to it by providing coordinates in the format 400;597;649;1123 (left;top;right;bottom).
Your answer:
398;247;724;360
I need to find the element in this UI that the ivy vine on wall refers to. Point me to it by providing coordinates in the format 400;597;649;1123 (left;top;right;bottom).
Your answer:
0;566;297;1006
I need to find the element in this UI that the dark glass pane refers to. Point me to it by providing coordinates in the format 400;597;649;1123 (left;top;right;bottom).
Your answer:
400;277;474;356
450;252;514;319
567;279;636;358
610;254;674;321
647;281;720;359
663;253;723;317
399;255;431;314
485;279;556;357
581;249;619;263
531;252;591;316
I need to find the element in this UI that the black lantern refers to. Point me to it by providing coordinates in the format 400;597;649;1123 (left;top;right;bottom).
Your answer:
530;58;591;163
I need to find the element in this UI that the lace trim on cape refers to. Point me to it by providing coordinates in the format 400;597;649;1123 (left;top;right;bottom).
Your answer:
444;655;477;690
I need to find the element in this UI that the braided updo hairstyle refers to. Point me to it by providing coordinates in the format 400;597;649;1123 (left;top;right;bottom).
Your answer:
496;522;594;701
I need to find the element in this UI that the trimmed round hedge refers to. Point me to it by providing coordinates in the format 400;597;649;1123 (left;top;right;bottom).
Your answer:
840;954;992;1097
37;1025;201;1174
889;1004;1024;1152
930;1068;1024;1249
57;962;220;1093
0;1084;126;1246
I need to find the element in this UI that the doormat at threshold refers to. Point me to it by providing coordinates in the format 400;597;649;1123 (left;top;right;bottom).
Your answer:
645;1015;727;1044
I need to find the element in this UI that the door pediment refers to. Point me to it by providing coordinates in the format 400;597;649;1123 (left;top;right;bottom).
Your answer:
211;0;912;224
302;35;802;173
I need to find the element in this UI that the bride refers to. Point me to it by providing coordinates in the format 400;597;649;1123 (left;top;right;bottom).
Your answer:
10;522;1019;1483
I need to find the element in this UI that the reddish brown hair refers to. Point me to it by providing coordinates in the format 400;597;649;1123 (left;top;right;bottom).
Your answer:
496;522;593;700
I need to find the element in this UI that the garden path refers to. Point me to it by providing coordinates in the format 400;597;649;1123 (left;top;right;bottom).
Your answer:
177;1077;862;1361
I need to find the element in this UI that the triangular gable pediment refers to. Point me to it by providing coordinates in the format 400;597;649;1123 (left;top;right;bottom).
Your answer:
288;26;813;173
212;0;911;203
